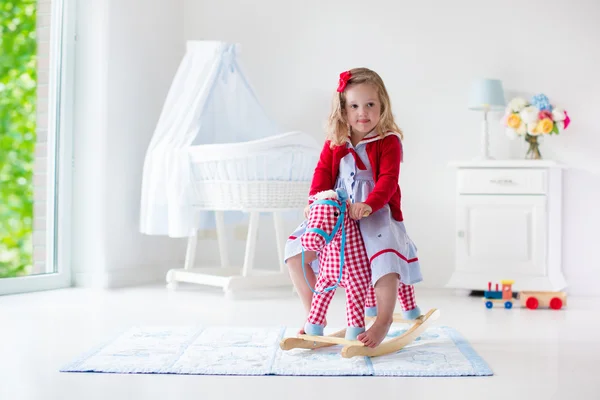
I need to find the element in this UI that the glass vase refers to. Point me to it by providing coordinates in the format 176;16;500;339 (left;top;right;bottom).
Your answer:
525;134;542;160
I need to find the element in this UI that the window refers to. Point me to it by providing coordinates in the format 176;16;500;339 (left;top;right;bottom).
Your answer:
0;0;74;295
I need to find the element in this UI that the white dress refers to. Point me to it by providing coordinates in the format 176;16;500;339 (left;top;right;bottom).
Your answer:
284;138;423;286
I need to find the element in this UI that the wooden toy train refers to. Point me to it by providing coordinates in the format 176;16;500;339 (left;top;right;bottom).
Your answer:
484;280;567;310
484;280;515;309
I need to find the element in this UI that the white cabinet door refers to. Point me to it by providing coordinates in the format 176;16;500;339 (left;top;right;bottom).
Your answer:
456;195;547;277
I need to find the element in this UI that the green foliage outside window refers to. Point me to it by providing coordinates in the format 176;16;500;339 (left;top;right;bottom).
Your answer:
0;0;37;278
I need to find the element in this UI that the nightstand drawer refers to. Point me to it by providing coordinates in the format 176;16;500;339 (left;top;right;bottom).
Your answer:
457;168;547;194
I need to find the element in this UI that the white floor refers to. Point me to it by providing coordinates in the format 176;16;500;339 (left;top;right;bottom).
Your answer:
1;284;599;400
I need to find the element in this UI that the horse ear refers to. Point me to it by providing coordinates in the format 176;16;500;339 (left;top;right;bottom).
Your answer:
336;188;348;202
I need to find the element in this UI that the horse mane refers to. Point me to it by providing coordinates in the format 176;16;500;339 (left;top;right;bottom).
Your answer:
312;190;338;201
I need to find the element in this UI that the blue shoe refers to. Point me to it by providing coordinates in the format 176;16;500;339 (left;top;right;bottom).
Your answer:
345;326;366;341
304;323;324;336
365;306;378;317
402;306;422;320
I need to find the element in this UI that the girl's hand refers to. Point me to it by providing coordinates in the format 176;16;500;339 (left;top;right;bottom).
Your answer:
349;202;372;220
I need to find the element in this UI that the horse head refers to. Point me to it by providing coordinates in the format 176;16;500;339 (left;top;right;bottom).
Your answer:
301;188;348;252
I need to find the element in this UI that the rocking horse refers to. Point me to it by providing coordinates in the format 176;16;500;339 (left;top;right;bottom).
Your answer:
280;188;440;358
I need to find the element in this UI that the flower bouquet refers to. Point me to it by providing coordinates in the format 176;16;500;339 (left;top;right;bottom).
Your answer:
502;94;571;159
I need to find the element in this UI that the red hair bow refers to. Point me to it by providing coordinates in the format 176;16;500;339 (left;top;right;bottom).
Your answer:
337;71;352;93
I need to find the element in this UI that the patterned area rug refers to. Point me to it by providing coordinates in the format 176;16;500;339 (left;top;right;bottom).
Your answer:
61;324;492;376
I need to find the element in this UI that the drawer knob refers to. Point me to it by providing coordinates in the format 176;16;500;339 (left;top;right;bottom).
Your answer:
490;179;514;184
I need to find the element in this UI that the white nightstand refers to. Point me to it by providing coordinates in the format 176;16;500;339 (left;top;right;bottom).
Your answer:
446;160;567;292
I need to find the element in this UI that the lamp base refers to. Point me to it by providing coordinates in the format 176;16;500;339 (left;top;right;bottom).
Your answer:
476;113;493;160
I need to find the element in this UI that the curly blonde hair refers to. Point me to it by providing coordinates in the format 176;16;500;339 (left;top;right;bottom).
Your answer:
326;67;403;147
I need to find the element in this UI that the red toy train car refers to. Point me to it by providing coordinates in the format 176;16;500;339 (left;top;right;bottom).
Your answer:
518;291;567;310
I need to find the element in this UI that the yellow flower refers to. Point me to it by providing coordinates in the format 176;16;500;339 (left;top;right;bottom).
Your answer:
507;113;521;129
536;118;554;135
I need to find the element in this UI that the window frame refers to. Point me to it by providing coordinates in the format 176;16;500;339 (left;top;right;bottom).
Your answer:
0;0;75;295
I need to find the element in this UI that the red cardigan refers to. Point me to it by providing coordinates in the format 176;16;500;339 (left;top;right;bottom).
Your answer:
309;133;404;221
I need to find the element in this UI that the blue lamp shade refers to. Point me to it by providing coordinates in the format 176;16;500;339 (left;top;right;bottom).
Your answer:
468;78;506;111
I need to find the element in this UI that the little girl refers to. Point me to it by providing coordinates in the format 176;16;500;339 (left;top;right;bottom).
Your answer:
284;67;423;348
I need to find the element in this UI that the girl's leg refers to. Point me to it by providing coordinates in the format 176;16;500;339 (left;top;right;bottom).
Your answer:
286;251;317;313
358;273;398;348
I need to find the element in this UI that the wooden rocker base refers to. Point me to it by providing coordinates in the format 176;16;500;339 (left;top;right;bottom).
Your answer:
279;308;440;358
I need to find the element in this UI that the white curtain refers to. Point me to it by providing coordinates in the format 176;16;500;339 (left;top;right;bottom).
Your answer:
139;41;280;238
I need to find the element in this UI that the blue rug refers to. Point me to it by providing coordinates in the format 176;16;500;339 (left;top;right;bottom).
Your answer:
60;324;492;377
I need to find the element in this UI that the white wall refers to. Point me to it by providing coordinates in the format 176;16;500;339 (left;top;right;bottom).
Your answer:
72;0;186;287
183;0;600;295
71;0;109;286
71;0;600;295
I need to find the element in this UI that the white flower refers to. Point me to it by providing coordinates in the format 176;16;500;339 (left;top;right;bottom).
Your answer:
527;122;541;136
508;97;528;112
516;121;527;135
556;120;565;131
521;106;540;124
552;108;566;121
505;128;518;139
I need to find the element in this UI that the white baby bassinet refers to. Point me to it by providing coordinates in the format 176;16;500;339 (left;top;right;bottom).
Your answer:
140;40;320;294
166;131;319;294
188;131;317;210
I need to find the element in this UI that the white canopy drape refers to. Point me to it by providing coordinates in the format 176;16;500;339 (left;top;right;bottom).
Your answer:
139;41;282;238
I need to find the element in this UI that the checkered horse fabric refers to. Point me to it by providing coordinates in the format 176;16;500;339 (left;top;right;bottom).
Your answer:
366;286;377;309
364;282;417;312
301;193;371;329
398;282;416;311
363;279;417;312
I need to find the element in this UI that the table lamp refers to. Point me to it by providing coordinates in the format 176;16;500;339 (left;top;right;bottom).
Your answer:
468;78;506;160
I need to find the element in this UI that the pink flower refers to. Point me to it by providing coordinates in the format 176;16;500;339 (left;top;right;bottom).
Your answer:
563;110;570;129
538;110;552;120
